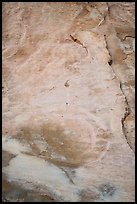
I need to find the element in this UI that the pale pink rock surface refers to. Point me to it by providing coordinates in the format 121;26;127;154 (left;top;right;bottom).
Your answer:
2;2;135;202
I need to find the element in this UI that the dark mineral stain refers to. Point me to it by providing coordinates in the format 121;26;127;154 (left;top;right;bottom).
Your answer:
108;59;113;66
80;188;100;202
98;183;116;197
2;177;56;202
2;150;16;167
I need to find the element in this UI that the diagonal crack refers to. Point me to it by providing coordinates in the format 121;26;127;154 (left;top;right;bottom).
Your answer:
94;3;110;28
104;35;134;154
70;34;88;54
60;167;75;185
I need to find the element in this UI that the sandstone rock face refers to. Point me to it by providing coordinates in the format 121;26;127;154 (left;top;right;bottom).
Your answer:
2;2;135;202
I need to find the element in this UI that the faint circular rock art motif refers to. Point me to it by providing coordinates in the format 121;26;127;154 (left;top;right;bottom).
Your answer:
13;109;112;167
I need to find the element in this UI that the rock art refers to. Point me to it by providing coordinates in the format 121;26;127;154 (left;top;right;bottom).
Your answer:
2;2;135;202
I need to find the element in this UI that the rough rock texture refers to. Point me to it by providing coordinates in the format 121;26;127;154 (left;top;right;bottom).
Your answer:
2;2;135;202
